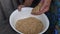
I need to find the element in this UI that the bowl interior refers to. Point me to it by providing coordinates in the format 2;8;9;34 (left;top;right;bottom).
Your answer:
9;7;49;34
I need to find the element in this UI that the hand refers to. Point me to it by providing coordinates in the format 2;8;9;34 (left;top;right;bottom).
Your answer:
31;0;44;15
18;5;25;11
38;0;51;15
32;0;51;15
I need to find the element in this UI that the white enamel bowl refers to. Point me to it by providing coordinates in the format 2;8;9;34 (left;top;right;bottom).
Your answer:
9;7;49;34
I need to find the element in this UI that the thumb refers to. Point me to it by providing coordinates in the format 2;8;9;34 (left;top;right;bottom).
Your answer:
18;5;25;11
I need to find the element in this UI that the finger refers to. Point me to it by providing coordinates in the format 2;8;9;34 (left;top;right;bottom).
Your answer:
40;2;46;11
42;7;49;13
18;5;24;11
18;7;21;11
39;6;49;14
37;6;49;15
41;5;49;12
40;2;50;12
40;0;51;11
18;6;22;11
